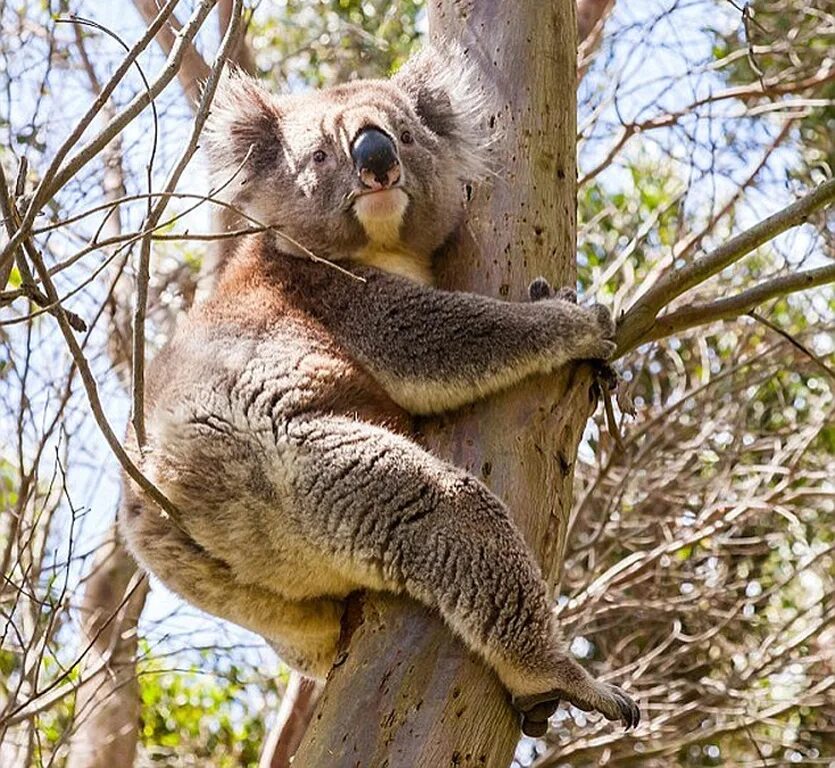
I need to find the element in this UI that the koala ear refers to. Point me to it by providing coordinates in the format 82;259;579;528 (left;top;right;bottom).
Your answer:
202;66;281;186
393;44;490;179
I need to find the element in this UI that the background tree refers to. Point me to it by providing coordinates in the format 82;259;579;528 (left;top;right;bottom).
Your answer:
0;1;832;767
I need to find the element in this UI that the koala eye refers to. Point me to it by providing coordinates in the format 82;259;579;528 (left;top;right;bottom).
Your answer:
400;130;414;145
312;149;328;163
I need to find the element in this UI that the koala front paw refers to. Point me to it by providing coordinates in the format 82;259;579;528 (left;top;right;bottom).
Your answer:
528;276;577;304
513;692;562;737
578;681;640;730
584;303;616;360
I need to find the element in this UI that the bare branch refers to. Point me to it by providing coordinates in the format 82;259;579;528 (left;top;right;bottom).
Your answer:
579;66;834;187
0;0;184;268
616;177;835;354
131;0;211;104
0;0;218;270
18;232;180;520
641;261;835;345
577;0;614;44
258;673;321;768
132;0;244;445
219;0;256;74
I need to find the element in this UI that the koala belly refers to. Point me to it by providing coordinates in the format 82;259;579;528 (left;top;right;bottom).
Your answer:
120;327;408;655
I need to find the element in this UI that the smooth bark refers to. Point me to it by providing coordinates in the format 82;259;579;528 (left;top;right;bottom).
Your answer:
293;2;583;766
65;528;149;768
258;673;322;768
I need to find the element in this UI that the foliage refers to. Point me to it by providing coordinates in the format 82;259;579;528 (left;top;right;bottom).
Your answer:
250;0;425;87
136;651;281;767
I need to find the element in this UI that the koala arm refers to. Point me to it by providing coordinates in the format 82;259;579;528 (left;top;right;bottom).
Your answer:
304;266;615;415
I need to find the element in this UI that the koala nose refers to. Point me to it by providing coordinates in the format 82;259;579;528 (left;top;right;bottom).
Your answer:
351;128;401;190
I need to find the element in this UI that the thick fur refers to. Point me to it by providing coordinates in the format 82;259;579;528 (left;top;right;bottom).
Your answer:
121;47;638;734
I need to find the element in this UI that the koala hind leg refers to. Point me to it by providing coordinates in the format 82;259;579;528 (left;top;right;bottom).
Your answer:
121;503;342;679
285;415;638;731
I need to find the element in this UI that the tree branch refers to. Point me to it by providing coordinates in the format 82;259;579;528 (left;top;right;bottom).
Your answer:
641;261;835;344
218;0;256;73
132;0;244;445
131;0;211;104
616;177;835;355
258;673;321;768
577;0;614;44
0;0;218;271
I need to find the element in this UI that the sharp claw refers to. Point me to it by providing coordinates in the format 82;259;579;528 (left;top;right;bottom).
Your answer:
525;699;560;722
521;717;549;738
528;276;553;302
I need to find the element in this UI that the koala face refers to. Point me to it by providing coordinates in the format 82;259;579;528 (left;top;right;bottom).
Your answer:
203;48;487;262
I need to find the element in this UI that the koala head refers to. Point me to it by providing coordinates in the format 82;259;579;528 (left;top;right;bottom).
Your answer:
202;47;488;266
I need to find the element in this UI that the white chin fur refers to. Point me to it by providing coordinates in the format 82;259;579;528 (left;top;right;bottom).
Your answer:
353;189;408;245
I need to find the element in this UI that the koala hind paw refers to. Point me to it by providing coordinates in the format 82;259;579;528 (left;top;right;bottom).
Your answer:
514;681;640;736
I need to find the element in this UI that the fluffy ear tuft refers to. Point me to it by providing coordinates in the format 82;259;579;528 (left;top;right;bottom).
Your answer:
393;43;492;181
202;66;281;187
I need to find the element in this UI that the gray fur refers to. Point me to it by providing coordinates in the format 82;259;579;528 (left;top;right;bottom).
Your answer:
121;47;638;735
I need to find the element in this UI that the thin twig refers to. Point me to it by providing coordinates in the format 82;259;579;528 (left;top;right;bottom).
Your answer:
748;310;835;382
133;0;244;446
616;177;835;355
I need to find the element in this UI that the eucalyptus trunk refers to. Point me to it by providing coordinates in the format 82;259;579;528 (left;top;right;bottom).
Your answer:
65;528;148;768
293;1;584;765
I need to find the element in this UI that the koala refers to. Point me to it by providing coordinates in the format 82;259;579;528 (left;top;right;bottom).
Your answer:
120;47;639;738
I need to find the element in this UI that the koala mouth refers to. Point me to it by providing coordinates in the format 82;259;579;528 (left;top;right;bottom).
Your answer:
353;187;407;218
351;187;409;245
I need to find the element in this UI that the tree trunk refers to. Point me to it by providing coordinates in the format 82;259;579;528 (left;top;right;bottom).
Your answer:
258;672;322;768
65;527;149;768
293;2;584;766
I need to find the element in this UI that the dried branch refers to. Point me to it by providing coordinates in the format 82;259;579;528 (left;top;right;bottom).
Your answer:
131;0;211;104
132;0;244;445
0;0;218;270
639;261;835;347
616;176;835;354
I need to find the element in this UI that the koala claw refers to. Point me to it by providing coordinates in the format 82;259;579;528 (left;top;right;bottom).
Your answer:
592;360;619;392
592;682;641;730
528;276;553;302
513;691;563;737
514;682;639;736
528;277;577;305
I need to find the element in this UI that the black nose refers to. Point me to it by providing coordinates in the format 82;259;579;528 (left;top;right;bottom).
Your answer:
351;128;400;189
